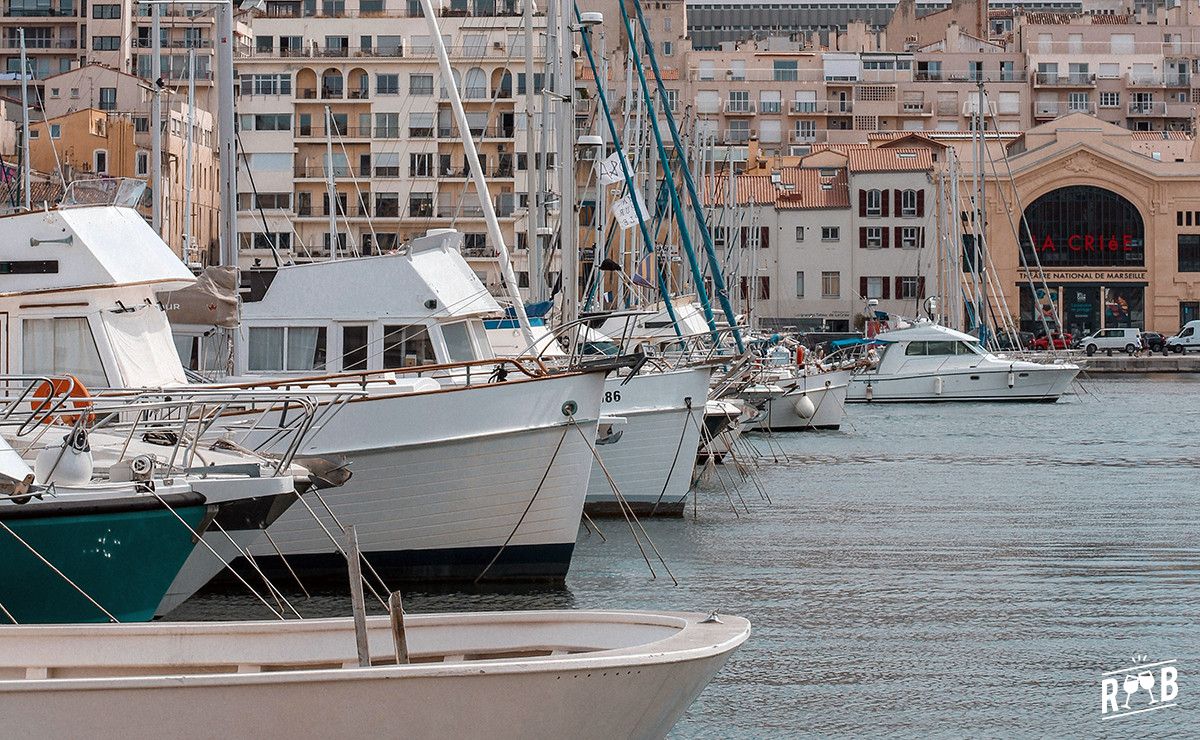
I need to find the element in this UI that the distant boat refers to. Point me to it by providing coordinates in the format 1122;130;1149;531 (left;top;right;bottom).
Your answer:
846;321;1080;403
0;610;749;738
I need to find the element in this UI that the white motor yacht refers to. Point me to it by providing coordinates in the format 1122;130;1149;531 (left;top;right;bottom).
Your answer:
846;322;1080;402
0;183;608;584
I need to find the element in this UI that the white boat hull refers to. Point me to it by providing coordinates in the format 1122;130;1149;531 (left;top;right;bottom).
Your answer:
242;372;606;582
584;367;712;517
753;370;851;431
846;363;1078;402
0;611;749;740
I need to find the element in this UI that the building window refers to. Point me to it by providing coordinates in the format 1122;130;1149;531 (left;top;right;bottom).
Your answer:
899;276;922;300
821;271;840;299
92;36;120;51
728;90;750;113
795;226;804;242
773;60;798;81
1100;92;1120;109
1021;185;1144;268
49;124;61;139
1068;92;1090;112
795;271;804;298
866;189;881;216
1179;235;1200;272
409;153;432;177
376;73;399;95
662;41;673;56
409;73;433;95
865;227;883;248
901;189;918;217
865;277;884;299
93;149;108;174
135;150;148;176
821;226;839;241
92;3;120;17
134;116;149;133
409;192;433;217
901;226;920;249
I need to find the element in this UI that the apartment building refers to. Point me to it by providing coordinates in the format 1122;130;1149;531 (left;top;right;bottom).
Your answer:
235;0;558;290
0;0;250;110
705;141;937;330
682;22;1028;160
36;63;219;261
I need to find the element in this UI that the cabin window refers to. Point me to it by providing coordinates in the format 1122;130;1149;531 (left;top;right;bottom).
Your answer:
22;318;109;388
382;325;435;367
903;340;977;356
248;326;327;372
341;325;370;372
441;322;476;363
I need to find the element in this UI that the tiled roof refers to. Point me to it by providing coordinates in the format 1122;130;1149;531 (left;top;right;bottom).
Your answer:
846;148;934;172
0;180;65;209
776;168;850;210
703;167;849;209
703;174;777;206
1021;12;1131;25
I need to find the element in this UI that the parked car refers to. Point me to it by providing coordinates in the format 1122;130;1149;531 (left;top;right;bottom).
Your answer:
1079;327;1142;356
994;331;1034;351
1030;332;1073;350
1141;331;1167;352
1166;321;1200;353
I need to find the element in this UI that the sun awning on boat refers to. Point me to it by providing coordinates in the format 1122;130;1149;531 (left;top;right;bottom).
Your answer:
159;266;240;329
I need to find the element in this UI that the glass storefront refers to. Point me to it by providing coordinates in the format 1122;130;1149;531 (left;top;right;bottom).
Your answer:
1019;186;1145;269
1019;284;1145;336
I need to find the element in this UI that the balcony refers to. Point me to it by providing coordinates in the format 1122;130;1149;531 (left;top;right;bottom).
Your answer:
1033;101;1096;119
295;126;372;139
789;100;853;115
1033;72;1095;88
292;166;370;179
435;125;516;139
0;38;77;49
724;100;755;114
721;129;752;144
1126;73;1192;88
4;4;77;18
913;71;1027;83
899;101;933;115
239;44;406;59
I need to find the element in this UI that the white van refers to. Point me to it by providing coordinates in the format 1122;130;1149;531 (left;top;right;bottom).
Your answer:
1166;321;1200;353
1079;327;1142;356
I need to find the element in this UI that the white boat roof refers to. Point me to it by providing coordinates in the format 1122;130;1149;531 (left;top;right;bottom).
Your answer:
874;322;979;343
241;230;501;322
0;206;195;297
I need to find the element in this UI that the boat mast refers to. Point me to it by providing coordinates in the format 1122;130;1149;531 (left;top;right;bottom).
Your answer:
216;0;237;270
418;0;533;344
151;3;162;233
18;28;29;211
555;0;578;325
974;80;988;346
324;105;339;260
183;47;196;262
522;0;539;302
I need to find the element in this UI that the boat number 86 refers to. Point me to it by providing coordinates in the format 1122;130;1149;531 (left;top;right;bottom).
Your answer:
604;391;622;403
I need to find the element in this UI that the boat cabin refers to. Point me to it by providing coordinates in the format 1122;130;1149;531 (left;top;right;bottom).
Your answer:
0;181;193;390
229;230;501;377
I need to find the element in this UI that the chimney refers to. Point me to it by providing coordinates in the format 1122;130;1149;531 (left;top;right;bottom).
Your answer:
747;135;762;169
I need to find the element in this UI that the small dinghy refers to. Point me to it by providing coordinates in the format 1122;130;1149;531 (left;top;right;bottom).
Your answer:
0;609;749;739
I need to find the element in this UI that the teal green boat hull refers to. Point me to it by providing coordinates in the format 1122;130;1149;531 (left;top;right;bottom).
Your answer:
0;495;212;624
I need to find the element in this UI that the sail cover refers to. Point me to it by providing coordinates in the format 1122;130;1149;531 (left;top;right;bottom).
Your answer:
159;266;240;329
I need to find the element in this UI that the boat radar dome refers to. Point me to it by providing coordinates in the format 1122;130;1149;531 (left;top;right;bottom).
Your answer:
425;228;459;237
578;11;603;26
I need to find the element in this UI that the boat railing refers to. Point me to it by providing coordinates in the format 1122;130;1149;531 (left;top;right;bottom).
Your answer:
207;357;553;394
0;377;362;478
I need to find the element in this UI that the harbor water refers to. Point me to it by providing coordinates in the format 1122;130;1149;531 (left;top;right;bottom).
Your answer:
172;375;1199;736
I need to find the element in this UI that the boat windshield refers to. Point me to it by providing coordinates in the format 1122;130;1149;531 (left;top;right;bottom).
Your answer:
60;178;148;209
903;340;981;356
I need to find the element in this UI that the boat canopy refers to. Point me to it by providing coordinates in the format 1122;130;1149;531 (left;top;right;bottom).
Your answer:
829;337;884;348
873;322;979;344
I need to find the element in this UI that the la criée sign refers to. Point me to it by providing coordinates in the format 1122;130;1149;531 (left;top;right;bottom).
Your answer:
1036;234;1137;252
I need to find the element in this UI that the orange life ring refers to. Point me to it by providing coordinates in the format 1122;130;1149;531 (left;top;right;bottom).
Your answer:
30;375;96;426
795;345;806;366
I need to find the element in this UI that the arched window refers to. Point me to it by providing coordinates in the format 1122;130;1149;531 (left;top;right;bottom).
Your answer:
464;67;487;99
321;68;343;99
865;188;882;216
1020;185;1144;267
